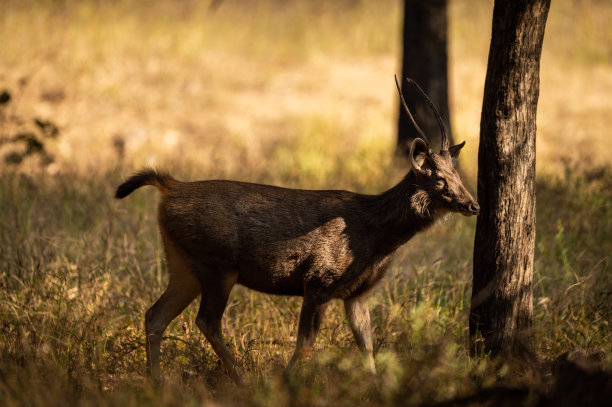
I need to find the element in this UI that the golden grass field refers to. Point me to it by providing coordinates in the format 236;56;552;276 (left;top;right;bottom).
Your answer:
1;0;611;406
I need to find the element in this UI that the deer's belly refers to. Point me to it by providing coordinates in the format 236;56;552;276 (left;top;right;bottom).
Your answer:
236;265;305;296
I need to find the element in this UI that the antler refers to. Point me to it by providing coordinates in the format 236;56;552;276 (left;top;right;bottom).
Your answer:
403;78;449;151
395;75;430;146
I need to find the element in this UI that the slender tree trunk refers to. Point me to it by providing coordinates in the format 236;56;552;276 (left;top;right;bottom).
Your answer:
397;0;452;155
470;0;550;359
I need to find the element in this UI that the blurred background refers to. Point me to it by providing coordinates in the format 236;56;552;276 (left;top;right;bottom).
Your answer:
0;1;610;405
1;0;610;184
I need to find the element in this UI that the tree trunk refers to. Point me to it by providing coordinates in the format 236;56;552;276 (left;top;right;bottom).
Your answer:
470;0;550;359
397;0;452;156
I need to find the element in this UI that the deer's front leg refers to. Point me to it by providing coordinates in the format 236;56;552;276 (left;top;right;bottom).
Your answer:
344;295;376;373
284;295;330;377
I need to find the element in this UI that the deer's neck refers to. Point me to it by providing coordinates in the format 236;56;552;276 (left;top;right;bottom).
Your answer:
361;171;437;249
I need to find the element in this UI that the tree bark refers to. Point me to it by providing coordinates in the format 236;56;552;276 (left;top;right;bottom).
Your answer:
397;0;453;156
470;0;550;359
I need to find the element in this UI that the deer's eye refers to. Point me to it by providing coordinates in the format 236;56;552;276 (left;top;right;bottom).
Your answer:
435;178;446;190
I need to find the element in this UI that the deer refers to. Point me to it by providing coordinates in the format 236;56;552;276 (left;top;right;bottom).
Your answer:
115;77;479;384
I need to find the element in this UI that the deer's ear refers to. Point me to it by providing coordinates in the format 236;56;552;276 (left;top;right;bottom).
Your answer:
448;141;466;166
410;138;430;174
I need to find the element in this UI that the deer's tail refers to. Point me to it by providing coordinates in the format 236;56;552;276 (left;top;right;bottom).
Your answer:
115;168;174;199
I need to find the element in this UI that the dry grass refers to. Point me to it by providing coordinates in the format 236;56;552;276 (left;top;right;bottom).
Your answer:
1;0;611;406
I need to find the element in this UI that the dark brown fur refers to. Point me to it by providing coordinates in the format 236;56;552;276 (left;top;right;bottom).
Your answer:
116;139;478;383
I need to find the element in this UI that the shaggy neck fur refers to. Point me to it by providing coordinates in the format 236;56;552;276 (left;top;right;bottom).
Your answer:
359;171;439;248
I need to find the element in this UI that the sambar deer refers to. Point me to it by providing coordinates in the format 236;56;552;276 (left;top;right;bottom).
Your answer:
115;78;479;383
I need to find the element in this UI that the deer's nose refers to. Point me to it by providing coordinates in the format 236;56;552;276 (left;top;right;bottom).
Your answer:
468;202;480;215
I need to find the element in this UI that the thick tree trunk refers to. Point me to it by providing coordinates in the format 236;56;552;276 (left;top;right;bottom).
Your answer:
470;0;550;358
397;0;452;155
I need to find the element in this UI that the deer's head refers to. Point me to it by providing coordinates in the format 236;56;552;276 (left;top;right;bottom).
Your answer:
397;77;480;217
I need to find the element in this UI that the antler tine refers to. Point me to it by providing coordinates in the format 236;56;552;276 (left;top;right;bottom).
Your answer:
395;75;430;146
404;78;449;151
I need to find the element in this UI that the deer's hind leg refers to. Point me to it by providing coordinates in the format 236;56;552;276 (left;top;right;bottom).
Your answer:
194;270;241;384
145;237;200;379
